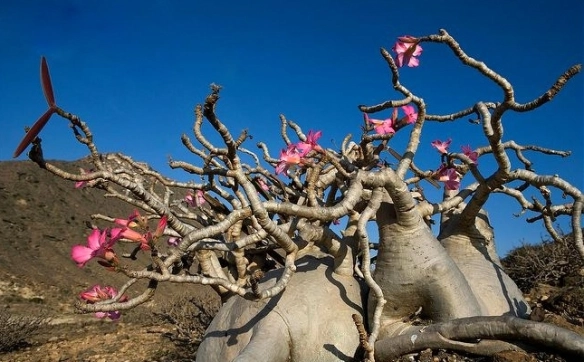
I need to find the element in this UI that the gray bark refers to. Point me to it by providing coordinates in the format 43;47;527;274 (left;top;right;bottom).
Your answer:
370;201;482;339
196;255;365;362
439;200;530;318
374;316;584;360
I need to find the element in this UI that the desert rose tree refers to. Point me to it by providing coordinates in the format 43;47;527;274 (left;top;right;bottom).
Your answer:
13;29;584;361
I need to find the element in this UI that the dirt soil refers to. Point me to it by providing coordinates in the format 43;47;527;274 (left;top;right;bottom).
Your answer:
0;159;582;362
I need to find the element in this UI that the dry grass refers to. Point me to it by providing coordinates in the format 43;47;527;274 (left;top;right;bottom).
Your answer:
502;231;584;324
0;309;49;352
154;293;220;359
502;231;583;292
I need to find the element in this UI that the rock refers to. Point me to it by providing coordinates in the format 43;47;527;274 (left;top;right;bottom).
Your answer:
492;350;537;362
419;348;433;362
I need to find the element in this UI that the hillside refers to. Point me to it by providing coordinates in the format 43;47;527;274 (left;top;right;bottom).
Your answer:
0;159;218;361
1;159;134;307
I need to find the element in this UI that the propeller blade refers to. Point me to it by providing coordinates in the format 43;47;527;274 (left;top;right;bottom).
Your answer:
40;57;56;107
13;108;55;158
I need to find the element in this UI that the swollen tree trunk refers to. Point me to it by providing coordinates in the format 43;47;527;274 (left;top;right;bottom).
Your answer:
438;198;530;318
370;198;483;339
196;255;365;362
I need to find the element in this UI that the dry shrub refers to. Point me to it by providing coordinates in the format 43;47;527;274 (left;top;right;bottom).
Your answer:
155;293;220;358
0;309;49;352
502;230;584;323
502;231;583;293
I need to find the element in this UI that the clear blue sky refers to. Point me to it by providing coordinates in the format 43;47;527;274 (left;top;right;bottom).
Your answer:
1;0;582;256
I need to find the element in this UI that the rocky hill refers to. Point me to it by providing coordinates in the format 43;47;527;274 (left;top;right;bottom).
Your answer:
0;159;218;361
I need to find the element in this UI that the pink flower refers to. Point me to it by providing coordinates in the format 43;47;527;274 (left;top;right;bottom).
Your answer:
114;209;141;228
71;228;124;268
167;237;182;247
113;210;159;250
74;168;91;189
296;130;323;157
431;138;452;154
275;144;303;175
153;215;167;239
364;113;395;135
462;145;479;165
114;211;147;243
435;164;460;190
392;35;423;68
79;285;127;320
96;310;120;320
185;190;206;207
401;105;418;124
119;228;147;244
255;177;270;191
79;285;109;303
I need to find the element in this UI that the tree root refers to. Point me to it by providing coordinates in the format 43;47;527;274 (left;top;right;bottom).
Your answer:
374;315;584;360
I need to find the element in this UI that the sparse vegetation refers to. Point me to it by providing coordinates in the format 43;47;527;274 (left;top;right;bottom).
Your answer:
502;231;584;292
502;231;584;325
155;294;220;359
0;309;49;352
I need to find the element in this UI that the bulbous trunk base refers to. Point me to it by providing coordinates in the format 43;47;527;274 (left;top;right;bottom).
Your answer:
196;255;365;362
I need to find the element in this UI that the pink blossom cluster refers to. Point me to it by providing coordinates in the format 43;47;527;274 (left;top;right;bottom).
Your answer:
70;187;213;318
392;35;423;68
72;190;210;270
71;210;168;268
275;130;323;176
364;105;418;135
70;210;169;319
430;138;479;190
79;284;127;320
271;36;481;193
185;189;206;207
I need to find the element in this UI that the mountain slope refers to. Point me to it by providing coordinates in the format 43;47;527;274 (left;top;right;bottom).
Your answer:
0;158;214;314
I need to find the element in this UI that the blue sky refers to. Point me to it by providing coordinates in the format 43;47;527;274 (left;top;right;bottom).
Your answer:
1;0;582;256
